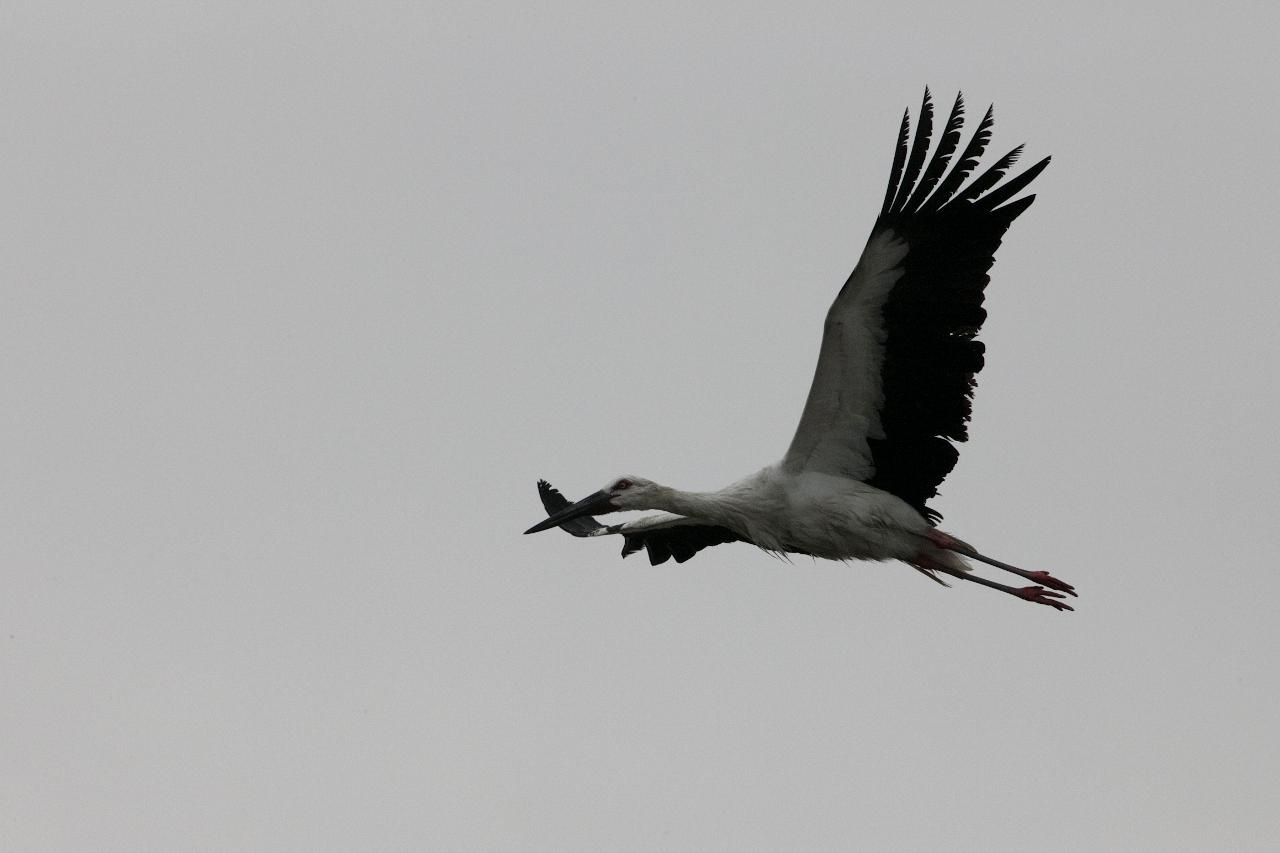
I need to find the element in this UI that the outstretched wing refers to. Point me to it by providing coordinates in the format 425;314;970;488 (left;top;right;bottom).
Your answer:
536;480;745;565
614;513;745;566
782;89;1050;522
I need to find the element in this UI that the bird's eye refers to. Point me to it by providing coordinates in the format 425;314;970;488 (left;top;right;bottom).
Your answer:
615;479;632;491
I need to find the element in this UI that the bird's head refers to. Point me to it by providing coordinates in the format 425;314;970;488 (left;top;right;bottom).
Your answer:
523;475;658;534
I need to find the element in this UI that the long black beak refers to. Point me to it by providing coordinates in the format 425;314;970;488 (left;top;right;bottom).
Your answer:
524;489;613;534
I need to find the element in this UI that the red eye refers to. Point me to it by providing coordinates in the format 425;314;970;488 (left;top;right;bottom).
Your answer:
615;479;632;490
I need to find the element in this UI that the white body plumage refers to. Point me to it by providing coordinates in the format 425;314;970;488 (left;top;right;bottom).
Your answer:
610;467;930;562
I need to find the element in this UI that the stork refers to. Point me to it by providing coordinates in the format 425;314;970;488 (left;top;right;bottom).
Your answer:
524;89;1074;611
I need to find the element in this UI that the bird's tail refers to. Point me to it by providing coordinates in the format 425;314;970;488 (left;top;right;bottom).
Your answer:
910;543;972;586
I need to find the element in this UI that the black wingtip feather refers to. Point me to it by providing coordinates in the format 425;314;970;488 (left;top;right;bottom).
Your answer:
990;193;1037;221
879;108;912;218
903;91;966;214
888;88;935;215
953;144;1024;205
973;155;1051;212
921;103;994;213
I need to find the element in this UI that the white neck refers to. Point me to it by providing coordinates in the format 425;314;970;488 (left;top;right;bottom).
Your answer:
650;485;743;528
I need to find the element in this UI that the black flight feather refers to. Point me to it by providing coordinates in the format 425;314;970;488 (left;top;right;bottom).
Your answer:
903;92;966;214
863;92;1048;522
973;156;1052;212
623;524;744;565
920;103;994;213
888;88;934;215
878;108;911;218
953;144;1024;204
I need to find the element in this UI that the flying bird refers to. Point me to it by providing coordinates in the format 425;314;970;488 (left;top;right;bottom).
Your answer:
525;89;1073;611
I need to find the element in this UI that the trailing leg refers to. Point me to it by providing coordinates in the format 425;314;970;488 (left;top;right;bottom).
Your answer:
911;552;1075;612
926;530;1076;597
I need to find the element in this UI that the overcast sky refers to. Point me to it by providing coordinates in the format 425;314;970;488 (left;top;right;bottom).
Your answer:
4;3;1280;851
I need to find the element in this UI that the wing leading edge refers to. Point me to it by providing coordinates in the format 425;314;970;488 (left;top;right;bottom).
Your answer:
783;89;1050;522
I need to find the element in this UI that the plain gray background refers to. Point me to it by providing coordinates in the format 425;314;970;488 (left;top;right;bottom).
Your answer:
4;2;1279;851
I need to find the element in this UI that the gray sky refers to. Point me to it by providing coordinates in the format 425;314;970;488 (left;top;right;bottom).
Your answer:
4;2;1279;851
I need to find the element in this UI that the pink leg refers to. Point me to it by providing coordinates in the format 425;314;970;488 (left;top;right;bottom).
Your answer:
912;552;1074;612
958;571;1075;612
925;530;1077;597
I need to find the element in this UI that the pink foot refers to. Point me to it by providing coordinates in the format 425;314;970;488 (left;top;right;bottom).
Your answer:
1025;570;1078;597
1016;586;1074;612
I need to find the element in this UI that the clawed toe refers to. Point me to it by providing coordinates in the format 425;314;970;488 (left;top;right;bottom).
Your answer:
1015;586;1074;612
1025;570;1077;597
